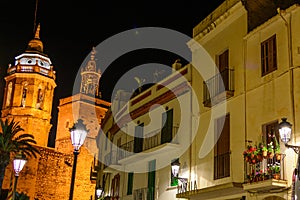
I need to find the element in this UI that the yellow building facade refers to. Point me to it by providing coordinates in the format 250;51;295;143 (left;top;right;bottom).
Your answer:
97;0;300;200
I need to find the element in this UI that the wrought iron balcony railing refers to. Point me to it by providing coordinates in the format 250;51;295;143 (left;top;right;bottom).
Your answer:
203;68;234;107
133;187;152;200
104;126;179;166
244;153;286;183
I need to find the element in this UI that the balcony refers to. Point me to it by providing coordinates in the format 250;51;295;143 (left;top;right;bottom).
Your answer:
134;187;152;200
118;126;179;164
176;181;244;199
90;157;100;182
104;126;180;168
203;68;234;107
243;153;288;193
7;64;56;79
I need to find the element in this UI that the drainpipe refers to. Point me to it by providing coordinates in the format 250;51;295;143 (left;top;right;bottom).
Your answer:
277;8;295;138
243;34;248;182
277;8;298;183
189;65;193;189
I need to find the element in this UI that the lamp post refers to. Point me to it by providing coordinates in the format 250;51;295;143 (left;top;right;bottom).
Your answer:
69;119;88;200
12;152;27;200
96;187;103;200
278;117;300;200
171;159;188;184
278;117;300;154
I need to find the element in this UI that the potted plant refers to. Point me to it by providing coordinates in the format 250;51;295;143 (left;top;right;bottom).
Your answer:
267;141;274;159
274;136;281;160
258;142;268;158
243;144;259;164
269;164;280;179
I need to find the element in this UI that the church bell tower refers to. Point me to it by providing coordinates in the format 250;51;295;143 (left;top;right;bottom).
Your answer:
1;24;57;147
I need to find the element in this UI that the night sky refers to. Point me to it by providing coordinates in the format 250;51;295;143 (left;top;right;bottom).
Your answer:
0;0;225;146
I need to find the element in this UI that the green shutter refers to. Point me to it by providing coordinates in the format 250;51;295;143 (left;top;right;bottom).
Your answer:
127;172;134;195
147;160;156;200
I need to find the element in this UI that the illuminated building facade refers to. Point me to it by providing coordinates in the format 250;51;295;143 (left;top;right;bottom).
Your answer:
1;25;110;199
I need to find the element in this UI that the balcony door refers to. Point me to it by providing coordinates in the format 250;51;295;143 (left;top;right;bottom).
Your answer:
214;114;230;179
217;49;229;91
134;123;144;153
161;109;173;144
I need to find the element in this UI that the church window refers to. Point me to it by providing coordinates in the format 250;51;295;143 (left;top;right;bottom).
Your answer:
36;88;44;109
21;87;27;107
6;82;13;107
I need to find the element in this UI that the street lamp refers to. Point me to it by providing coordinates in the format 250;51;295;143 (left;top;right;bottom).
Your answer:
96;187;103;199
69;119;88;200
278;117;300;154
171;159;188;183
12;152;27;200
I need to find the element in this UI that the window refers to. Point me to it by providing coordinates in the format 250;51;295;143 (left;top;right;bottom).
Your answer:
127;172;134;195
5;82;13;107
214;114;230;179
262;120;280;165
21;88;27;107
111;174;120;200
217;49;230;90
262;120;279;147
36;88;44;109
217;49;229;72
261;35;277;76
134;123;144;153
161;109;173;144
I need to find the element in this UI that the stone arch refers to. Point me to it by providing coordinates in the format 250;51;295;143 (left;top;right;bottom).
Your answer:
263;196;285;200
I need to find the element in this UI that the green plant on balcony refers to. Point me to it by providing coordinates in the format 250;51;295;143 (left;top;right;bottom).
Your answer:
267;141;275;159
269;163;280;179
273;136;281;160
258;142;268;158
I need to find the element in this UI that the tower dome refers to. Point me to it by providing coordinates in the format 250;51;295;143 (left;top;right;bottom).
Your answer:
26;23;44;53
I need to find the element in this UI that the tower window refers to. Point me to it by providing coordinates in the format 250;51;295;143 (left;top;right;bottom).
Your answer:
5;82;13;108
21;88;27;107
36;88;44;109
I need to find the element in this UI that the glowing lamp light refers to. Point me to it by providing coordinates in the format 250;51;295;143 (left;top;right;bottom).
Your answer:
69;119;88;200
279;117;292;145
13;153;27;176
69;119;88;151
171;159;180;177
96;188;103;198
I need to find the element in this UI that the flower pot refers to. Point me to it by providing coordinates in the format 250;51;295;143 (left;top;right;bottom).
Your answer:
273;173;280;180
268;152;274;159
276;153;281;161
262;150;268;157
